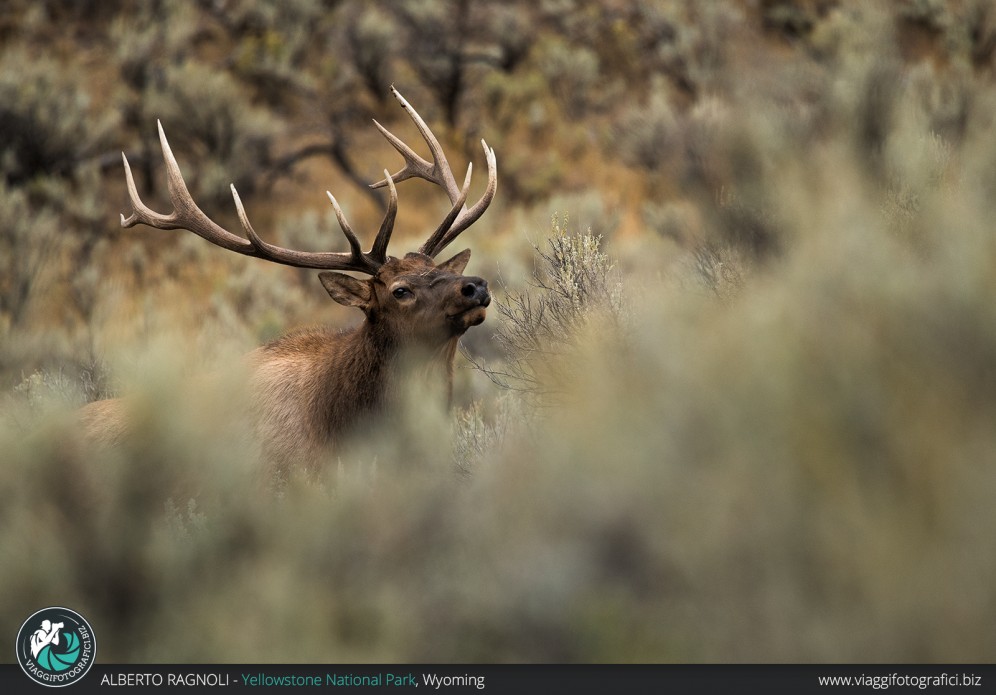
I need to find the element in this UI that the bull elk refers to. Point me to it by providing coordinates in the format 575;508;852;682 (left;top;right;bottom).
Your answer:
81;88;497;472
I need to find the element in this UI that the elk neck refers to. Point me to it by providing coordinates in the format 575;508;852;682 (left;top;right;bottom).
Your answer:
307;317;462;441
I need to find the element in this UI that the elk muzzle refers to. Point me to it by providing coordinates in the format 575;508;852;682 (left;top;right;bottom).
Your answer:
450;277;490;329
461;277;490;306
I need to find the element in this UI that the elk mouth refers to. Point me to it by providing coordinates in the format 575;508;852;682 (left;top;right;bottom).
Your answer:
448;304;488;328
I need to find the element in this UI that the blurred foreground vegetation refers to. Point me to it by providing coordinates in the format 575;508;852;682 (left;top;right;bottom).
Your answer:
3;0;996;662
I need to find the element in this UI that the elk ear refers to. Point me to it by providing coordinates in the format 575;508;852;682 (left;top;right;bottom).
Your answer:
319;272;372;308
437;248;472;275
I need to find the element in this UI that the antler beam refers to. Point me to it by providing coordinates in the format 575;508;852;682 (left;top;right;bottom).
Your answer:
121;121;397;274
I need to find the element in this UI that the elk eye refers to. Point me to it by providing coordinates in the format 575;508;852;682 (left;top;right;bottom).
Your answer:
392;287;412;299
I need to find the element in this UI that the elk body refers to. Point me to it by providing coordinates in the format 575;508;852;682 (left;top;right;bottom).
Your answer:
80;89;497;472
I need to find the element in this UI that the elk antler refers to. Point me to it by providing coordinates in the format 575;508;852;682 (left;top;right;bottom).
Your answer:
122;89;496;272
121;121;398;274
370;87;497;258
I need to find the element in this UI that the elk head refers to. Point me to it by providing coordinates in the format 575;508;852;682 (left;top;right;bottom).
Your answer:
319;250;490;350
119;87;497;352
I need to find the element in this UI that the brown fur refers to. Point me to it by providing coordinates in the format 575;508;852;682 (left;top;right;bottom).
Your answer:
78;397;130;448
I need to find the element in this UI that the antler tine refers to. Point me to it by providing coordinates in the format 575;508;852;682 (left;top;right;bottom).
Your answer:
370;120;436;188
121;121;394;274
370;170;398;263
435;139;497;252
418;163;472;257
325;192;365;260
121;152;164;228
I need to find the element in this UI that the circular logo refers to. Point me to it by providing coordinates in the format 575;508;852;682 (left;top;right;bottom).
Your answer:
15;607;96;687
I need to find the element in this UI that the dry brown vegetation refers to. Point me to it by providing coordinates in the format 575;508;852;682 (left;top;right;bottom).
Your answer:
3;0;996;662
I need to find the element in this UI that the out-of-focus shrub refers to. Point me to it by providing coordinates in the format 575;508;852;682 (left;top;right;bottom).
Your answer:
537;37;603;119
0;51;117;185
338;2;398;103
216;0;324;103
471;215;623;399
141;61;281;207
612;81;679;175
0;182;58;328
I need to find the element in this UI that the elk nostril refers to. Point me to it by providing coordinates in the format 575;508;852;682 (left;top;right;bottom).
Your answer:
462;283;478;298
